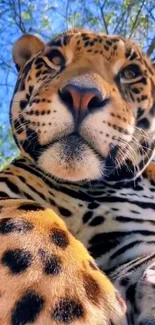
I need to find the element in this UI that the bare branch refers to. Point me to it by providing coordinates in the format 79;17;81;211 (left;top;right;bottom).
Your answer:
147;35;155;57
129;0;145;38
144;3;155;23
99;0;109;34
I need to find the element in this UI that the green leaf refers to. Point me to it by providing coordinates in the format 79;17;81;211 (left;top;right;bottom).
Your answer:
42;17;50;28
22;11;31;20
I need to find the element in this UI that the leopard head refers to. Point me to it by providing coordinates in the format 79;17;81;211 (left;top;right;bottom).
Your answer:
10;29;155;182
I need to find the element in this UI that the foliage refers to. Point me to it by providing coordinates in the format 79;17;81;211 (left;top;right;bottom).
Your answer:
0;0;154;165
0;124;18;169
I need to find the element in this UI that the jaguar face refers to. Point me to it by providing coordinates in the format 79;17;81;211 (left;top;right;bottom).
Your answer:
11;30;155;182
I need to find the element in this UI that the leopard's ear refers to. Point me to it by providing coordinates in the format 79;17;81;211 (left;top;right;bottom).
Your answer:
12;34;45;71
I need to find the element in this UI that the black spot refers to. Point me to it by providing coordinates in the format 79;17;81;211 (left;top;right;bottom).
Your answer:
84;41;90;47
52;298;84;323
50;228;69;249
58;206;72;217
104;45;109;51
129;51;138;61
137;77;147;85
11;291;44;325
20;100;28;110
83;211;93;224
49;198;56;206
26;93;30;101
29;86;34;96
125;48;132;59
130;210;140;214
106;40;112;46
82;35;90;41
137;108;144;119
0;218;33;234
63;35;71;46
89;41;94;46
111;207;119;211
88;202;99;210
132;87;140;94
89;216;105;226
141;95;147;101
2;249;32;274
137;118;150;129
42;252;62;275
120;277;129;286
18;202;45;211
36;70;42;78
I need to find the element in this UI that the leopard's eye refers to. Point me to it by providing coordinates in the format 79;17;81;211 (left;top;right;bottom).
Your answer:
123;69;136;79
120;64;142;80
46;49;65;66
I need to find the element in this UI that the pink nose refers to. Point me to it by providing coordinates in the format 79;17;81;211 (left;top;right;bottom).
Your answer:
59;84;104;114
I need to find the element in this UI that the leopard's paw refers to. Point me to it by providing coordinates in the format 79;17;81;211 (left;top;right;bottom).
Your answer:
0;199;126;325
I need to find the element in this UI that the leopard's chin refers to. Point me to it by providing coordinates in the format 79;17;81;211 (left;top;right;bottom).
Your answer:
38;134;104;182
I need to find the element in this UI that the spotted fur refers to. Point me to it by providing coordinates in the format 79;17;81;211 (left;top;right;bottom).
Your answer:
0;29;155;324
0;199;126;325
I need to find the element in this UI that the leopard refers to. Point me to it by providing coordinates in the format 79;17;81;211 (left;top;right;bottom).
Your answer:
0;28;155;325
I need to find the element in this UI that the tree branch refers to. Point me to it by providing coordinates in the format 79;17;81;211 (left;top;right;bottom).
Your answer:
129;0;145;38
147;35;155;57
99;0;109;34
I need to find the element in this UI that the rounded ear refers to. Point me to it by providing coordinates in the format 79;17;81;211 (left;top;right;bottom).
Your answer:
12;34;45;70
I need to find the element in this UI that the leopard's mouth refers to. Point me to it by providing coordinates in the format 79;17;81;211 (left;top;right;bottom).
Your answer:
37;131;122;182
55;132;100;158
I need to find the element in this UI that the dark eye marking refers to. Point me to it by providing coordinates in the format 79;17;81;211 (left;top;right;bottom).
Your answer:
120;64;142;80
46;49;65;66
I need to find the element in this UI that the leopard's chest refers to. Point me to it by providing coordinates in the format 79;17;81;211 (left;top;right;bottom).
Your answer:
1;163;155;272
48;178;155;271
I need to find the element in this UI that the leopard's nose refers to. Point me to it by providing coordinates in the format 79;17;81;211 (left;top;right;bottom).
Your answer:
59;84;107;118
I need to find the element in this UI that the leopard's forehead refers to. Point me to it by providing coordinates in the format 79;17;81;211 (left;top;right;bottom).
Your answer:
44;29;150;77
48;29;140;59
